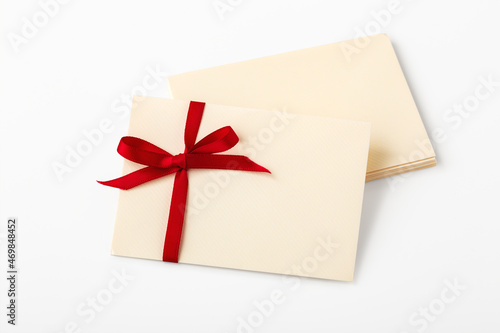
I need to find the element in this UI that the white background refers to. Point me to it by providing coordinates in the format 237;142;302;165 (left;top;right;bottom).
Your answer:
1;0;499;332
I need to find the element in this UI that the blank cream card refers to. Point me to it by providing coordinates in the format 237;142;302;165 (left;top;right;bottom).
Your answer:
168;33;436;181
108;97;370;281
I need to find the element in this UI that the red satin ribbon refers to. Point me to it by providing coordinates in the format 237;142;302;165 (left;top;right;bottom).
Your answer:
98;101;270;263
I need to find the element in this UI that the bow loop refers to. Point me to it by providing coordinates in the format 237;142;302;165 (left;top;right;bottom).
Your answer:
190;126;239;154
118;136;172;168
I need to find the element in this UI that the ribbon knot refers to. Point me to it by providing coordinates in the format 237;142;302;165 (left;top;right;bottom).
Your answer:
99;101;270;263
171;153;187;170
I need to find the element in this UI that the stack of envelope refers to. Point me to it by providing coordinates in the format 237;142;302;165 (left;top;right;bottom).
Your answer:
103;34;435;281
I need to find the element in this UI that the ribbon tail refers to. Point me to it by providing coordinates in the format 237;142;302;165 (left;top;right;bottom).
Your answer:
163;169;189;263
187;154;271;173
97;166;179;190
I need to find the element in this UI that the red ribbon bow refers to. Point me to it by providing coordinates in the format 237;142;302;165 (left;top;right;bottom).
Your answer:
99;101;270;262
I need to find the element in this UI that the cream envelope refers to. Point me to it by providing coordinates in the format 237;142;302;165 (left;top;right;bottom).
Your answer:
109;97;370;281
168;33;435;182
